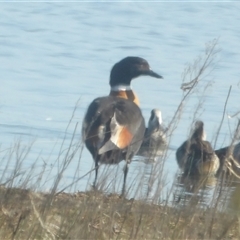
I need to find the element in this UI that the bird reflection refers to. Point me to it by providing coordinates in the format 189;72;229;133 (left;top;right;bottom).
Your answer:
173;173;217;208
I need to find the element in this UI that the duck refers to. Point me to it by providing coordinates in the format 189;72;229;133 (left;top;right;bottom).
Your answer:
82;56;163;195
215;142;240;162
233;142;240;161
215;142;240;176
176;121;220;176
138;109;167;159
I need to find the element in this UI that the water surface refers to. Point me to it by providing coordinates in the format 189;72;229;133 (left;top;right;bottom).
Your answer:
1;2;240;208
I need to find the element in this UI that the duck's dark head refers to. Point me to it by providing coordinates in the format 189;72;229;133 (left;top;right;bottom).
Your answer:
110;56;163;87
191;120;206;141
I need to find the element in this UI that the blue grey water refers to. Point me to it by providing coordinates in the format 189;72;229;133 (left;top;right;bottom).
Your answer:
1;2;240;208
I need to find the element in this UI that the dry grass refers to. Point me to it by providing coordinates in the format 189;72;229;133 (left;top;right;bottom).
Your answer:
0;187;239;240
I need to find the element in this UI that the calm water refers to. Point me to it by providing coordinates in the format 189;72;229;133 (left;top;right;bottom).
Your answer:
1;2;240;208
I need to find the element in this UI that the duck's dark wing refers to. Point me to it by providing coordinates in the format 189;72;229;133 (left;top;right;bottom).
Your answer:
176;139;214;163
176;140;190;169
233;143;240;162
82;96;145;161
215;143;240;173
185;140;213;160
215;145;230;163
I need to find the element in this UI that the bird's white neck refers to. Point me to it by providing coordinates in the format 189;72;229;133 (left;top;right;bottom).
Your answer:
111;84;132;91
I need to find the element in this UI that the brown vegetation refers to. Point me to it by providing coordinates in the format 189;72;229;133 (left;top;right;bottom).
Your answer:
0;187;239;240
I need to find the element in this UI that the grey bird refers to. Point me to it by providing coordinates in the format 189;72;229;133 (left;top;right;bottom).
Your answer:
138;109;167;160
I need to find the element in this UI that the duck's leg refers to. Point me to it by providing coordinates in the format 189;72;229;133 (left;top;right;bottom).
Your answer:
93;159;99;189
121;161;129;196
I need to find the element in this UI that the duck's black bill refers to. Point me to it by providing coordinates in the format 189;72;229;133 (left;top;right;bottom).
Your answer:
146;70;163;79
